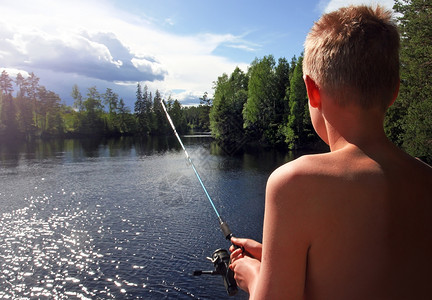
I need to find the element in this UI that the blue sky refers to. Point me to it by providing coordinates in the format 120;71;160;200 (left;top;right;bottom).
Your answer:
0;0;394;107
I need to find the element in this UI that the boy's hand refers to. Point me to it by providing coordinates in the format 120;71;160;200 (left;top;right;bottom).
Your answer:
230;237;262;261
229;254;260;294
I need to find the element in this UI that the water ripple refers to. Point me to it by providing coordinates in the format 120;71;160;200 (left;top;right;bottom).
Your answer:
0;195;101;299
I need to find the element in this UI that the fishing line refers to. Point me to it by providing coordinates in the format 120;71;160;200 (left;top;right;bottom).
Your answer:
160;100;222;222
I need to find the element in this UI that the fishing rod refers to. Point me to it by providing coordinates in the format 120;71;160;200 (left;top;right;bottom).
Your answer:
160;99;238;296
160;99;235;241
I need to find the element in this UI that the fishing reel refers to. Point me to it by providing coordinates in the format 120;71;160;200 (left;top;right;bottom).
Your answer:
193;248;238;296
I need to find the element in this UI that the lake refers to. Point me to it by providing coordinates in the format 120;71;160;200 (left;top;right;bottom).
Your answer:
0;136;304;299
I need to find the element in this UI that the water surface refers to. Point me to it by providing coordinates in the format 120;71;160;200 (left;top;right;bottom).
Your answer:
0;136;298;299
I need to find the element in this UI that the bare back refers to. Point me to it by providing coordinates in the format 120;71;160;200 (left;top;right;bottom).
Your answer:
296;145;432;299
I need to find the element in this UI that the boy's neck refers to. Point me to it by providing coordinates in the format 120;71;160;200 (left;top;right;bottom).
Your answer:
323;102;389;153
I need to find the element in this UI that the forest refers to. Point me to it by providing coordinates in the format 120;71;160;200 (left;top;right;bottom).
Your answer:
0;74;209;140
0;0;430;162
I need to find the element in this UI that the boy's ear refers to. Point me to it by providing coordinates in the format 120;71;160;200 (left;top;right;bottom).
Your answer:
388;79;400;107
304;75;321;108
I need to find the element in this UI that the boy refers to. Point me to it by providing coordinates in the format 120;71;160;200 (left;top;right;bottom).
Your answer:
230;5;432;300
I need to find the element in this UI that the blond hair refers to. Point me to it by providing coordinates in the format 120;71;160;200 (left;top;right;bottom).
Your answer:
303;5;400;110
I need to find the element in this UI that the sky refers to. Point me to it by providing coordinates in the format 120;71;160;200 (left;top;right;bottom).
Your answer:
0;0;395;108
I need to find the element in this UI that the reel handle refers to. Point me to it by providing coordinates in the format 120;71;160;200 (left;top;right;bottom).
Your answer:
212;249;238;296
192;248;237;296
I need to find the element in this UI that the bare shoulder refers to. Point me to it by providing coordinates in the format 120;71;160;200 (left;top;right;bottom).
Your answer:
265;152;339;218
266;146;432;207
267;152;340;189
263;153;335;235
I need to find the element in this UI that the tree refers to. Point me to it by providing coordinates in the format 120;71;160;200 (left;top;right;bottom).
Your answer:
272;57;291;145
0;72;14;138
103;88;118;114
36;86;62;135
0;93;18;138
84;87;103;113
117;98;135;134
2;71;141;139
81;86;104;135
152;90;168;135
72;84;83;112
143;85;153;128
134;83;144;132
168;98;187;134
390;0;432;162
183;106;201;130
15;73;25;97
0;71;13;95
135;82;143;110
210;67;248;154
25;73;40;128
284;55;309;149
134;83;153;135
198;92;212;131
15;74;34;137
103;88;120;134
275;57;290;109
243;55;276;142
289;56;298;81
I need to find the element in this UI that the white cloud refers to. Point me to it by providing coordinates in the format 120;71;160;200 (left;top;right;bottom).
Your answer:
0;0;251;105
0;8;167;83
322;0;395;13
0;68;29;79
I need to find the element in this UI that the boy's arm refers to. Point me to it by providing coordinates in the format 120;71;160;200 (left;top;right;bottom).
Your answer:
251;163;312;299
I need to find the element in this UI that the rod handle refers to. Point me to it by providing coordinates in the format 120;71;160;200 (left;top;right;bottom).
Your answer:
219;220;232;241
219;220;242;250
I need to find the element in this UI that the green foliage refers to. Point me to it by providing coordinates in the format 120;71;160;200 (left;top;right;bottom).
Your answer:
210;73;229;140
152;90;169;135
116;98;135;134
0;93;18;138
103;88;119;114
0;71;64;139
183;104;211;132
243;55;276;139
0;71;197;141
3;0;428;160
241;55;299;146
209;54;319;151
209;0;431;157
403;99;432;161
134;83;154;135
0;71;13;95
71;84;83;112
389;0;432;162
36;86;63;136
285;56;309;149
210;67;248;152
198;92;211;131
168;99;188;134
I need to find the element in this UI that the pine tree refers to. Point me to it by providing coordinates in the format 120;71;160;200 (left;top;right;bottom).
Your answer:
0;71;13;95
152;90;167;135
15;74;34;137
0;93;18;138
